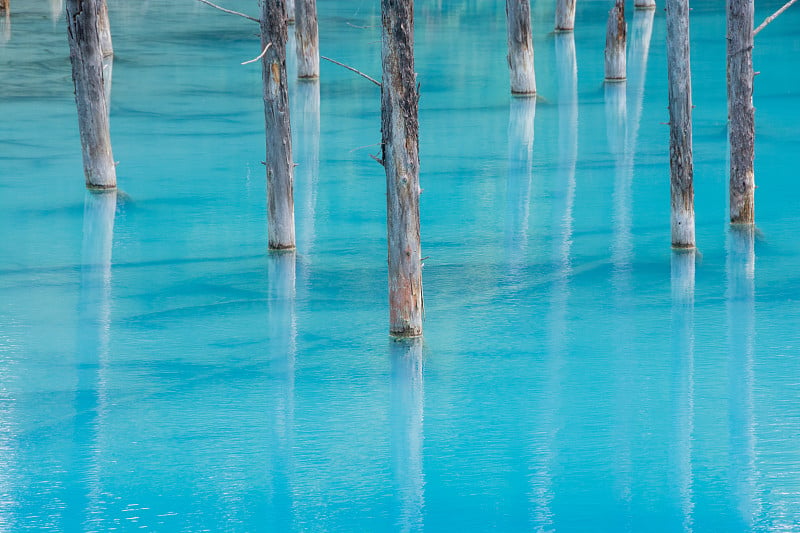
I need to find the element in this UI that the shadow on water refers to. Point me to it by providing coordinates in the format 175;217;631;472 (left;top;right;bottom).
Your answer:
71;190;117;531
390;337;425;532
671;249;695;531
265;250;297;530
726;225;760;528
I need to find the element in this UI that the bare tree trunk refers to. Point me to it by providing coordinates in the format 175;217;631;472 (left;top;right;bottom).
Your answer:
604;0;626;82
294;0;318;78
666;0;694;248
635;0;656;8
727;0;755;225
262;0;296;250
286;0;295;23
66;0;116;189
506;0;536;95
555;0;575;32
381;0;423;338
0;0;8;15
98;0;112;57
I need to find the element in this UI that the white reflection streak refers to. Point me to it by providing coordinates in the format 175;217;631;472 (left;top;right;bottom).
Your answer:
294;80;320;257
79;190;117;531
390;339;424;532
0;10;9;45
0;327;19;529
267;251;297;526
505;96;535;275
726;226;759;527
671;250;695;532
528;32;578;531
49;0;64;22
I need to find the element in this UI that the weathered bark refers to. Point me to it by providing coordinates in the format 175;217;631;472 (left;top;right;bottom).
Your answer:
666;0;694;248
286;0;295;23
262;0;295;250
98;0;112;57
66;0;117;189
294;0;318;78
505;0;536;95
381;0;423;338
727;0;755;224
0;0;8;15
555;0;575;32
604;0;626;82
634;0;656;9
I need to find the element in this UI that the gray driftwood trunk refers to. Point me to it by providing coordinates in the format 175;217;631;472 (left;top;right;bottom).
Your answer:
262;0;296;250
555;0;576;32
505;0;536;95
604;0;626;81
294;0;319;78
666;0;694;248
286;0;295;23
381;0;423;338
66;0;116;189
635;0;656;8
727;0;755;224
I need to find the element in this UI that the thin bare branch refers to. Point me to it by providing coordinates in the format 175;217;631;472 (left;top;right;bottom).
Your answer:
754;0;799;36
321;55;381;87
348;142;383;153
196;0;260;23
242;42;272;65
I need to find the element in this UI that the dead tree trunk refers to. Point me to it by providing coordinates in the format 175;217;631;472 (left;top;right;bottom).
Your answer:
635;0;656;8
66;0;117;189
262;0;296;250
555;0;575;32
666;0;694;248
505;0;536;95
286;0;295;24
604;0;626;82
727;0;755;224
381;0;423;338
0;0;8;15
294;0;319;78
98;0;112;57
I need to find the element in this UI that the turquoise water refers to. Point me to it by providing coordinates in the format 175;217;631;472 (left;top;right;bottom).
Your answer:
2;0;800;530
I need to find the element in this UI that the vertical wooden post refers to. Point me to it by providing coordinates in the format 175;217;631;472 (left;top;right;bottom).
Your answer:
727;0;755;225
505;0;536;95
262;0;296;250
286;0;295;24
66;0;117;190
0;0;8;15
604;0;626;82
634;0;656;8
98;0;112;58
381;0;423;338
666;0;694;248
555;0;575;32
294;0;319;79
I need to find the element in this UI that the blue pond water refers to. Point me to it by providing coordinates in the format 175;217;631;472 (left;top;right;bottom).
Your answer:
2;0;800;530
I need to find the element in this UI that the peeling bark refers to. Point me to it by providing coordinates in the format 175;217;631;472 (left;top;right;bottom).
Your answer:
666;0;695;248
262;0;295;250
381;0;423;338
604;0;626;81
727;0;755;224
505;0;536;95
555;0;575;32
66;0;116;189
294;0;318;78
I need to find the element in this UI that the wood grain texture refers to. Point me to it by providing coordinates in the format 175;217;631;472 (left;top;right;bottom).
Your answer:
294;0;318;78
262;0;296;250
505;0;536;95
555;0;575;31
604;0;626;81
66;0;116;189
381;0;423;337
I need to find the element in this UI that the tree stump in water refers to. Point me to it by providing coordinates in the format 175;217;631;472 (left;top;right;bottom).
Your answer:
555;0;575;32
262;0;296;250
727;0;755;225
295;0;318;78
666;0;695;248
604;0;626;82
381;0;423;338
505;0;536;96
66;0;116;189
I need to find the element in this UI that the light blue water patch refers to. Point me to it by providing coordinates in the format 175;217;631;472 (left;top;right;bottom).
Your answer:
2;0;800;530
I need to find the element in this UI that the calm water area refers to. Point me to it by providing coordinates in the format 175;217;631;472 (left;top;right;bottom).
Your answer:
2;0;800;530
